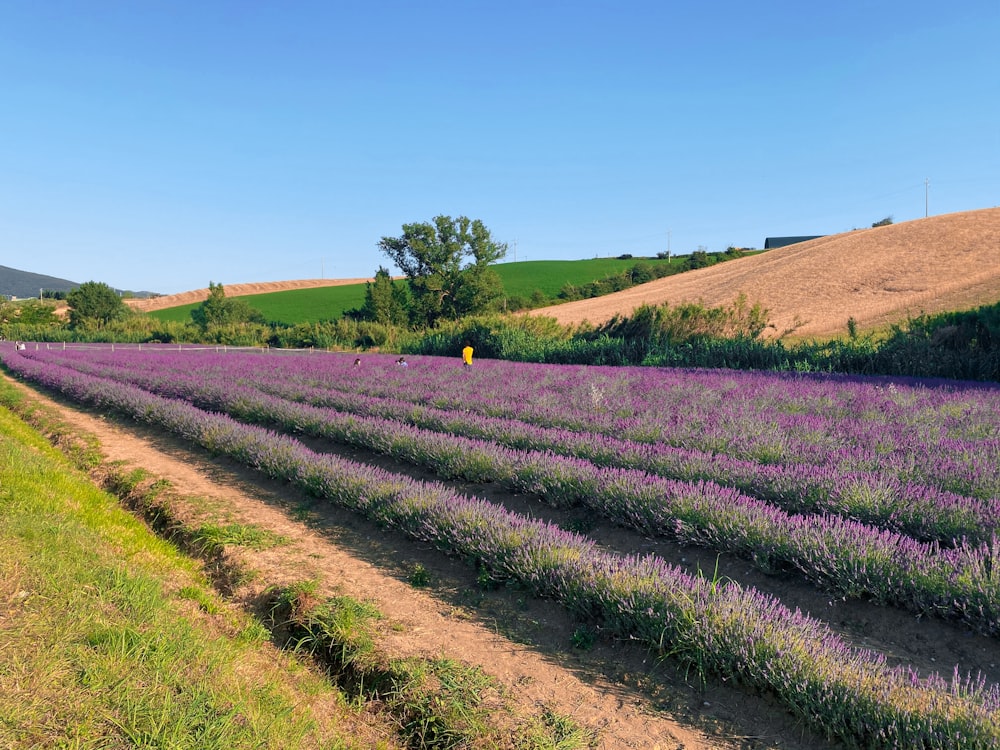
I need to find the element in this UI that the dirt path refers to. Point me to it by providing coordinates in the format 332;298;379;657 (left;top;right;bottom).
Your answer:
10;373;1000;748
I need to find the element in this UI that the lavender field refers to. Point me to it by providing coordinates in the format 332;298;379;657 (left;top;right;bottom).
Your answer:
4;343;1000;749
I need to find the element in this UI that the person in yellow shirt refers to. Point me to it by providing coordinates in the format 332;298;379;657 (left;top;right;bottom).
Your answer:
462;343;474;367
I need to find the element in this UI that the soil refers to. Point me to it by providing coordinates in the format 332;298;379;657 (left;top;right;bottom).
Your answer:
7;372;1000;749
529;207;1000;340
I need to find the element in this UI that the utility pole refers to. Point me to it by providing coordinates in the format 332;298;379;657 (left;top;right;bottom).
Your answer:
925;178;930;218
667;229;671;261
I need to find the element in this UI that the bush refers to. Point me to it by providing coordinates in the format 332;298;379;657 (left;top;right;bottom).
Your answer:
686;250;712;270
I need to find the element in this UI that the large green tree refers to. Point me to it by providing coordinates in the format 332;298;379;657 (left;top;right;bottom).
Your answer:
378;215;506;326
66;281;127;328
358;267;410;326
0;299;61;327
190;282;265;330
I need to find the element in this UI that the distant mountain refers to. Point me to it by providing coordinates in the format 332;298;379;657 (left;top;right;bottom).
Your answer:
0;265;79;299
0;265;161;300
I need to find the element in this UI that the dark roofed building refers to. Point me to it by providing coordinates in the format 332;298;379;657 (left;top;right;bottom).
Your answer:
763;236;825;249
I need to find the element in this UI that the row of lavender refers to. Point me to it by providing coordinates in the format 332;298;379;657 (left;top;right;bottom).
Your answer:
12;347;1000;637
25;347;999;545
314;357;1000;500
252;374;998;544
32;345;1000;501
2;345;999;749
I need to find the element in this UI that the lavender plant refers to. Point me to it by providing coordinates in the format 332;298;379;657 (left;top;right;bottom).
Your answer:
22;347;998;545
3;344;1000;748
12;346;1000;634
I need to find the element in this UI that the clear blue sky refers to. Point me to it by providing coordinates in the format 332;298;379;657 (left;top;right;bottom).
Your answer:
3;1;998;294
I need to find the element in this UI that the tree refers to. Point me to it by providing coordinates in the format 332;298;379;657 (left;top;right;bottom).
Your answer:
686;250;711;270
629;262;656;284
451;263;505;318
66;281;127;328
15;299;61;326
358;267;410;326
872;216;894;228
0;299;61;327
378;215;507;326
190;282;265;330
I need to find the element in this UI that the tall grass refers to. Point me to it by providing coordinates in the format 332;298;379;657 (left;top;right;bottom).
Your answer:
0;405;368;749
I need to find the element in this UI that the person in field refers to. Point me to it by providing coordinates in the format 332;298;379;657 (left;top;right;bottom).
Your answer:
396;356;408;367
462;343;473;367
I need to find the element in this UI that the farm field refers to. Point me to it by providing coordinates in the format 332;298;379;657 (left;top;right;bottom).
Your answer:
531;207;1000;340
494;257;680;300
3;343;1000;748
128;257;683;324
144;282;373;325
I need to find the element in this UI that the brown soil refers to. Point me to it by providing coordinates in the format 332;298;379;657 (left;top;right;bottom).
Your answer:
8;373;1000;749
529;207;1000;340
123;278;381;313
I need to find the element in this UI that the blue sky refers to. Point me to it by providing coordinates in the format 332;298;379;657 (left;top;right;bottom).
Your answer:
2;1;998;294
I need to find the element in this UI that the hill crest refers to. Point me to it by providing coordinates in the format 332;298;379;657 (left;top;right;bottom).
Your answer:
0;265;78;299
529;207;1000;339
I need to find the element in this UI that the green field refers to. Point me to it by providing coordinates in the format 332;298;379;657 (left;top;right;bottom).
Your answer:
147;257;682;325
147;284;371;325
495;257;678;298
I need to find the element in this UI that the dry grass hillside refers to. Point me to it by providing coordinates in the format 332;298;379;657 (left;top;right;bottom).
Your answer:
530;207;1000;340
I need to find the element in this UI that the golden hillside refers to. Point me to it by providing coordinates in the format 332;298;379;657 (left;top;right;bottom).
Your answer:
530;207;1000;340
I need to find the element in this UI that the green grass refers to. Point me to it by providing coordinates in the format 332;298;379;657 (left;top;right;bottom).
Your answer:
493;257;678;299
193;522;289;555
148;283;372;325
144;257;682;326
0;405;372;749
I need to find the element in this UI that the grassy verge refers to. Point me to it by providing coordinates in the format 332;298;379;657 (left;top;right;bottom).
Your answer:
0;402;379;749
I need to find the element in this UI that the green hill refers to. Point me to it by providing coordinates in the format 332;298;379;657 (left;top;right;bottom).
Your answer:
495;257;679;299
1;264;79;299
147;284;370;325
145;257;686;326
